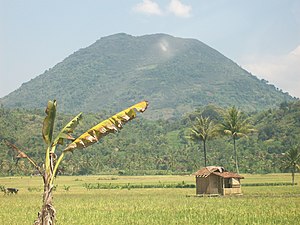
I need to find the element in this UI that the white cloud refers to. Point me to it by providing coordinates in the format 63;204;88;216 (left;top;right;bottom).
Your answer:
133;0;192;18
133;0;163;15
168;0;192;18
242;45;300;98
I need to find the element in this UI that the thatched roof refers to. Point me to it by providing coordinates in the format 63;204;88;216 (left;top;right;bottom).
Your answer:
194;166;244;179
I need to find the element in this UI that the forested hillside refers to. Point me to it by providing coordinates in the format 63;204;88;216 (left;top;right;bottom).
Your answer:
0;33;294;119
1;100;299;176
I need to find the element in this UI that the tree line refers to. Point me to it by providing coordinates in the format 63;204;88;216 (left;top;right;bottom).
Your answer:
0;101;300;177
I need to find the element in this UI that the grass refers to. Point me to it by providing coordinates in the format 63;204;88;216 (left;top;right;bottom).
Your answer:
0;174;299;224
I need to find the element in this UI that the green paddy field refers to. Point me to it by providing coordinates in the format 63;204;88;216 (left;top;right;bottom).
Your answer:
0;174;299;224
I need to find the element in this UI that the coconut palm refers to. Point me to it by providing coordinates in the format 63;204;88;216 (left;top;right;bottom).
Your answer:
220;106;254;173
282;146;300;186
188;116;218;167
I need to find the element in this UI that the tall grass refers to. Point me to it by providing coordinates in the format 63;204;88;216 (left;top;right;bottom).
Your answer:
0;174;299;224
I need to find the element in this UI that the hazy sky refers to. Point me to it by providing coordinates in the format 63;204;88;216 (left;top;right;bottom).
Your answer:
1;0;300;98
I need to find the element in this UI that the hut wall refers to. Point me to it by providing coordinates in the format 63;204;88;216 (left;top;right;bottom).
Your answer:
223;187;242;195
196;175;220;195
196;177;208;194
207;175;219;194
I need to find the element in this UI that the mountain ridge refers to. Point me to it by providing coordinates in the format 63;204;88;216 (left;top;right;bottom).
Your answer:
0;33;294;119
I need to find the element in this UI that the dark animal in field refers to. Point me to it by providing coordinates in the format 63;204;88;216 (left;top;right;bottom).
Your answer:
6;188;19;194
0;186;19;195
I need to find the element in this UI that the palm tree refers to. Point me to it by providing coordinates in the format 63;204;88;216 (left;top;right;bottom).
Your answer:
220;106;254;173
282;146;300;186
188;116;218;167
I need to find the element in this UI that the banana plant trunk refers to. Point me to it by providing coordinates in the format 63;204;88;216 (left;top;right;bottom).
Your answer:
34;181;56;225
35;184;56;225
34;156;56;225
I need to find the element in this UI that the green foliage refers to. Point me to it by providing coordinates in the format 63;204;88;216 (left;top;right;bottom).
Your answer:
220;106;255;138
51;112;82;149
42;100;57;146
187;116;218;167
281;146;300;170
243;182;297;186
1;101;300;175
219;106;255;173
281;145;300;185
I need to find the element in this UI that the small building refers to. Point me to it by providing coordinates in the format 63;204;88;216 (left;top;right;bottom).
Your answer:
194;166;244;196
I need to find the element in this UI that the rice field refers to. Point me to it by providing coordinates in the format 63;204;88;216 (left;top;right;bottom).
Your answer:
0;174;299;224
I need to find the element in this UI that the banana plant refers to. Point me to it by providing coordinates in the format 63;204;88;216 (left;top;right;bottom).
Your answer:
6;100;148;225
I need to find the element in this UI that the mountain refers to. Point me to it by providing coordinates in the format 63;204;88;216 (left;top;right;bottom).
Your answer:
0;33;294;119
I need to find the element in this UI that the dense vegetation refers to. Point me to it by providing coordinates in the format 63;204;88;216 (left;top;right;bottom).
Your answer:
1;100;299;176
0;33;294;119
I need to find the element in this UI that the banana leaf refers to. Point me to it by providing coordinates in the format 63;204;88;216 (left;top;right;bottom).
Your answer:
42;100;57;146
64;101;148;152
50;112;83;153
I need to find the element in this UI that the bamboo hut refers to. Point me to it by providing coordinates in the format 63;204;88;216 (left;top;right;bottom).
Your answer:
194;166;244;196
